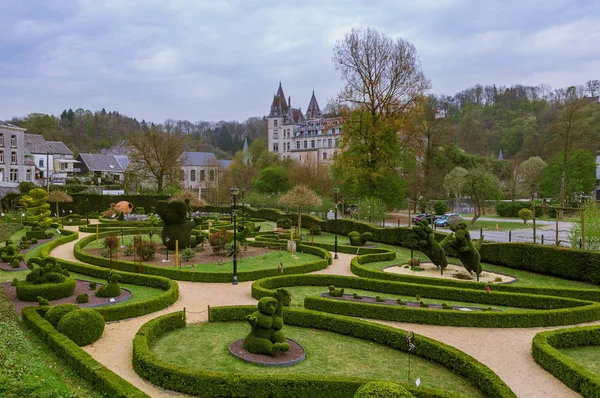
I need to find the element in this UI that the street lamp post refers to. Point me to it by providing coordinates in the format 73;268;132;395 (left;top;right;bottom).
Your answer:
86;197;89;226
334;187;339;260
231;187;239;285
61;210;65;228
241;186;246;230
165;236;170;261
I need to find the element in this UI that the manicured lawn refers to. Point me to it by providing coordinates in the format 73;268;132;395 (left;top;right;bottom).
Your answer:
179;251;322;272
558;346;600;376
0;270;27;283
83;233;163;249
0;289;99;397
0;227;27;247
283;285;539;312
151;322;485;397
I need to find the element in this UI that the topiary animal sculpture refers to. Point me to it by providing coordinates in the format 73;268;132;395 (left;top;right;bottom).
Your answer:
447;222;484;280
409;220;452;274
95;270;122;298
25;257;69;284
244;295;290;356
155;200;202;250
328;285;344;297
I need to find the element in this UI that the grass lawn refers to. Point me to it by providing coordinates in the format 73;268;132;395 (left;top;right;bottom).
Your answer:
83;233;163;249
0;227;27;248
558;346;600;377
151;322;485;397
179;251;322;272
0;289;100;397
0;270;28;283
283;285;539;312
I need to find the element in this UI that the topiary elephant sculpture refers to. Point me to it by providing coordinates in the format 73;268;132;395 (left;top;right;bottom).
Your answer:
244;290;290;357
155;200;202;250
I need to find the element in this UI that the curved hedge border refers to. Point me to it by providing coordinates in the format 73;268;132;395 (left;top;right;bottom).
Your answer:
74;230;330;283
532;325;600;397
55;258;179;322
22;307;149;398
251;274;600;328
16;277;77;302
38;228;79;257
133;309;515;398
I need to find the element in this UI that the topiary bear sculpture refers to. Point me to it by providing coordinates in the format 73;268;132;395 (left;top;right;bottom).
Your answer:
348;231;374;246
328;285;344;297
244;290;290;357
95;270;122;298
155;200;202;250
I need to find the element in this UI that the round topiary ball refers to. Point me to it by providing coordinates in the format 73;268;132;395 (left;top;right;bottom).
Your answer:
57;309;105;346
45;303;80;328
354;381;415;398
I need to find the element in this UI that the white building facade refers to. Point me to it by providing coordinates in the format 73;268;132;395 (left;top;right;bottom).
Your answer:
0;121;36;187
267;83;343;164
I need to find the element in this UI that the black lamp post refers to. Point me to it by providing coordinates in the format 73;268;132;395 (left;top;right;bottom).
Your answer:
241;186;246;230
334;187;339;260
165;236;170;261
231;187;239;285
86;197;89;226
61;210;65;228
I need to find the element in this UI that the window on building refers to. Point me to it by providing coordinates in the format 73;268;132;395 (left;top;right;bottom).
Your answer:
296;141;300;149
0;151;3;164
11;152;16;164
190;169;196;181
311;140;315;148
273;143;279;152
10;168;18;182
286;142;290;151
200;170;205;181
25;169;31;181
39;159;44;167
11;135;16;147
0;134;4;146
303;141;307;149
335;139;339;147
317;139;321;147
60;162;67;170
274;119;278;127
328;139;332;147
209;170;215;181
323;152;327;160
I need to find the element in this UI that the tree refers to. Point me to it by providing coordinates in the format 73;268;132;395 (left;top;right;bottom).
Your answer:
129;126;186;192
333;27;430;122
569;200;600;251
517;156;547;200
47;190;73;218
585;80;600;97
540;149;596;207
546;97;597;212
463;168;503;223
279;185;322;240
252;166;289;194
443;167;469;197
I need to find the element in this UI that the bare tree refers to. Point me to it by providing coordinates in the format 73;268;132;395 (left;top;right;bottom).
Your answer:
130;126;186;192
332;27;430;124
279;185;322;240
586;80;600;97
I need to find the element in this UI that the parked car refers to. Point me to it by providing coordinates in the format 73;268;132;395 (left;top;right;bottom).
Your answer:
434;213;461;227
412;213;438;223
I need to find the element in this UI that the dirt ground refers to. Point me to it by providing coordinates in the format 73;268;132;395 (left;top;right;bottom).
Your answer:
44;224;597;398
384;262;517;284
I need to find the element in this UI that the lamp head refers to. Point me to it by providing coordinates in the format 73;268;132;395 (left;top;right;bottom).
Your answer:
333;187;339;194
230;187;239;197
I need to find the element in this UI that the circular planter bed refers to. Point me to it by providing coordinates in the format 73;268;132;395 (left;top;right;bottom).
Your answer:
229;337;305;367
16;277;76;301
383;262;517;284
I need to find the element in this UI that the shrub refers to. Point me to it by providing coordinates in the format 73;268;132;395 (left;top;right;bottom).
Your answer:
354;381;414;398
124;243;135;256
376;296;385;302
37;296;50;306
433;201;448;216
397;299;405;305
76;293;89;304
17;277;77;302
10;259;20;268
495;201;538;217
209;229;230;255
134;207;146;214
103;235;119;251
276;218;292;229
348;231;362;246
11;278;19;286
408;258;421;268
31;238;38;244
328;285;344;297
140;240;156;261
57;309;105;346
44;231;53;239
360;232;373;244
180;248;195;262
353;293;362;299
96;272;122;298
89;281;97;290
45;303;79;328
518;208;533;224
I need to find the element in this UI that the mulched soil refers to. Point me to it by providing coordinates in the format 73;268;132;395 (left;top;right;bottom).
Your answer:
2;280;132;315
229;338;305;367
0;236;58;271
321;293;500;312
83;245;274;267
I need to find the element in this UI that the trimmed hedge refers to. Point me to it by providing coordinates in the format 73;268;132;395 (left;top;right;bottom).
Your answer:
45;303;79;328
57;308;105;346
16;277;76;302
532;325;600;397
251;274;600;328
55;258;179;322
133;309;514;398
22;307;149;397
38;228;79;257
74;230;330;282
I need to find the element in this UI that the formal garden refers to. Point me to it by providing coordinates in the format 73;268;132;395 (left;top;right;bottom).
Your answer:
1;192;600;397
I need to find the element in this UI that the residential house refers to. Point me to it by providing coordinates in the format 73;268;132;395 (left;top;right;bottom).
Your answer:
78;153;126;183
0;121;36;188
24;134;53;185
180;152;230;199
48;141;77;183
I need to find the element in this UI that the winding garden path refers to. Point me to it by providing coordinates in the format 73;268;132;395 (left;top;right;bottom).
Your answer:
49;226;596;398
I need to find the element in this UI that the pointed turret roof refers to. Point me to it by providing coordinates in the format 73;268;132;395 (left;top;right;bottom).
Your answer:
242;136;251;165
269;82;289;117
305;91;321;119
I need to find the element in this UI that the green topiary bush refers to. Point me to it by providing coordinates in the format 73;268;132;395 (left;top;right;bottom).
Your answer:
348;231;362;246
96;272;122;298
354;381;414;398
57;308;105;346
156;200;200;250
10;259;20;268
89;281;97;290
328;285;344;297
11;278;19;286
180;248;195;262
45;303;80;328
76;293;89;304
134;207;146;214
518;208;533;224
37;296;50;306
276;218;292;229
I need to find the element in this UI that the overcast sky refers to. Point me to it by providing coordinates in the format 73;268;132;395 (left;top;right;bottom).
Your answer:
1;0;599;123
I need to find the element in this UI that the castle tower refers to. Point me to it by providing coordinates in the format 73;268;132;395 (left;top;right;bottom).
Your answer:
305;91;322;119
267;82;287;155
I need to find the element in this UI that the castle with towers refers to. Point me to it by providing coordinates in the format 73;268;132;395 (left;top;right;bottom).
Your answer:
267;82;343;164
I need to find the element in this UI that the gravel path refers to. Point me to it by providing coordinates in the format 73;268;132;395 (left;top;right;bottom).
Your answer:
47;225;596;398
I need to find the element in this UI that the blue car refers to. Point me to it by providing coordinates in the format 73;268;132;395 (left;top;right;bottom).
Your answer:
434;213;461;227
